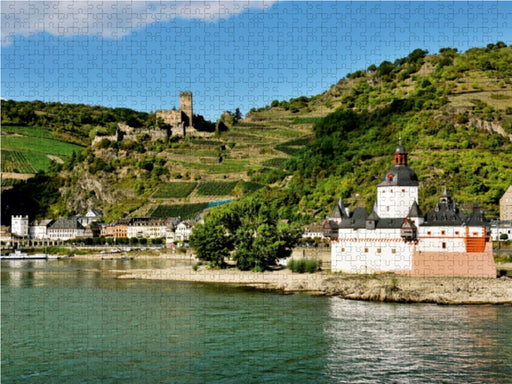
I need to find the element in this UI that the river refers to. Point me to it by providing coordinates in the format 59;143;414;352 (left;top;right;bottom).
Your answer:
1;259;511;383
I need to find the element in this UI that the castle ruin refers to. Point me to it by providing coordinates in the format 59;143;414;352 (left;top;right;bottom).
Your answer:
156;91;195;136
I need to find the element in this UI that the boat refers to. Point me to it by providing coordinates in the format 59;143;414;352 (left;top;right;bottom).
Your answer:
1;250;49;260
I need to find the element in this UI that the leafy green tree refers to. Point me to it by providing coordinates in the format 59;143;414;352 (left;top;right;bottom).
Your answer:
189;223;231;268
189;197;301;271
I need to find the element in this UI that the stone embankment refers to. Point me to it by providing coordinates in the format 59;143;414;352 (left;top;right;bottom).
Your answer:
117;264;512;305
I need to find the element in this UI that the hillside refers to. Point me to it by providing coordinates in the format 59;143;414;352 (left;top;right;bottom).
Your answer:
2;43;512;223
249;44;512;218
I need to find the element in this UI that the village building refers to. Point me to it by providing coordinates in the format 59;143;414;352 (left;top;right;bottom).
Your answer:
490;220;512;241
328;144;496;278
78;209;104;226
11;215;29;238
127;218;167;239
174;220;194;242
47;217;86;241
302;225;325;240
500;185;512;221
29;219;54;239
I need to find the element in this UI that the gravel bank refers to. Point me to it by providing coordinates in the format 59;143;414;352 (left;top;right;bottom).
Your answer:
117;265;512;305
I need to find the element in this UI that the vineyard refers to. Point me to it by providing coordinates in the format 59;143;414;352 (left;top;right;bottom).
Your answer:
2;127;83;173
275;136;312;156
1;150;34;173
2;136;82;157
152;182;197;198
148;203;209;219
262;157;288;168
241;181;264;193
196;181;239;196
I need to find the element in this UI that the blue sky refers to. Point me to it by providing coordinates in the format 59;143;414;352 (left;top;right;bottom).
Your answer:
2;1;512;121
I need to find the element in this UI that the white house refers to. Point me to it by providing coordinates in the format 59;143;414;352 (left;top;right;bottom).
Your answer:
11;215;29;238
29;219;54;239
175;221;193;241
47;217;86;240
329;144;496;278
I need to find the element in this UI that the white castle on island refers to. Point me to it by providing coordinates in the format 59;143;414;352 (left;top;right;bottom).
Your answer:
326;143;496;278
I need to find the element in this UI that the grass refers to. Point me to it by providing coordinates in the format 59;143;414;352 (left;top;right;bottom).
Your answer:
1;125;56;139
2;136;82;157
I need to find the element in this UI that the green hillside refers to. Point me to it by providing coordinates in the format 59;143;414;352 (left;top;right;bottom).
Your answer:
1;43;511;223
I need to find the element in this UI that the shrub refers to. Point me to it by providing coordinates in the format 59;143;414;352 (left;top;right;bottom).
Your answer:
288;258;322;273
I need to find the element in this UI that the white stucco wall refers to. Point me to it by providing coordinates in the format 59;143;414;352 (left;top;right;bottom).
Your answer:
376;186;418;218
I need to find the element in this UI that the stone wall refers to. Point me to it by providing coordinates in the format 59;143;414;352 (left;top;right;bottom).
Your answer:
408;242;496;278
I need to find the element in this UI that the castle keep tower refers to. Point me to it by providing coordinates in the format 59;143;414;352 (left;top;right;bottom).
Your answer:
180;91;193;128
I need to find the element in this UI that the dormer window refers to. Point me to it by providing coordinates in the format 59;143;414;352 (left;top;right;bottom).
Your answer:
388;174;393;182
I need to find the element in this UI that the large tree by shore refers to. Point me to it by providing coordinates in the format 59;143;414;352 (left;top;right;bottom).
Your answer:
189;197;301;271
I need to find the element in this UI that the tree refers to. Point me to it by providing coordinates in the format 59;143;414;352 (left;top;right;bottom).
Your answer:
234;108;242;123
189;197;301;271
189;223;231;268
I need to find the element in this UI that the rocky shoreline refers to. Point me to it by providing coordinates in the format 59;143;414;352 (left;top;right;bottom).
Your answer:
116;263;512;305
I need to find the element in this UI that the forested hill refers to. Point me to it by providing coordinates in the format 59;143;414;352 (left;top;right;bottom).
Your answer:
277;44;512;218
1;100;155;145
1;43;511;222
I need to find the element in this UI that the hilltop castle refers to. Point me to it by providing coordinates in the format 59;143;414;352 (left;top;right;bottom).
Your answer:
93;91;212;146
326;143;496;278
156;91;197;136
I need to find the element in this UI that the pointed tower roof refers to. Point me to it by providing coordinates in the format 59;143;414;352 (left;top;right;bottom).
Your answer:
407;201;422;217
367;209;380;221
330;197;347;219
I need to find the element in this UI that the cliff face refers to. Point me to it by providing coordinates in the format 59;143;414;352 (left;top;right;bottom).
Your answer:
62;173;127;213
469;117;512;142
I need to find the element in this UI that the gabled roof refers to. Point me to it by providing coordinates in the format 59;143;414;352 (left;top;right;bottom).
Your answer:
49;217;85;230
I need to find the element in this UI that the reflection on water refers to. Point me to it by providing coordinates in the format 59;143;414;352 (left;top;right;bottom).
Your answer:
1;260;511;383
1;258;191;289
326;298;512;383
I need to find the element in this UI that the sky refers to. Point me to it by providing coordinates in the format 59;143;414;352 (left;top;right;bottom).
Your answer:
2;1;512;121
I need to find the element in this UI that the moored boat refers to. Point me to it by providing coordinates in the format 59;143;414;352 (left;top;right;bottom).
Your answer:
1;250;49;260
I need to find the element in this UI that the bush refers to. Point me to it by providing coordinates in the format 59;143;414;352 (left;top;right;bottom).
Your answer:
287;258;322;273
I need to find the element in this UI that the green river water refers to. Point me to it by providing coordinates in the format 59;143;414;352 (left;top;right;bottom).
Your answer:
1;259;511;383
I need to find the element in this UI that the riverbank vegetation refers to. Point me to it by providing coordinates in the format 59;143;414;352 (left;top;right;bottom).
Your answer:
189;197;302;271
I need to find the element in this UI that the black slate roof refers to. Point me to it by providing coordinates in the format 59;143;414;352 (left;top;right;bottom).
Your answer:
422;201;465;226
378;165;419;187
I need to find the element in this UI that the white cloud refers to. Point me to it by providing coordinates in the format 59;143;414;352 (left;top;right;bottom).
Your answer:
1;1;275;45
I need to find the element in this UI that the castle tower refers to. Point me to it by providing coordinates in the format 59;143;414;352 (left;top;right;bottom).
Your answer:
180;91;193;128
376;143;419;218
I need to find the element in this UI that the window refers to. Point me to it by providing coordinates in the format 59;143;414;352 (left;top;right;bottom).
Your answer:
392;249;396;254
402;189;405;193
427;231;431;236
377;248;381;253
455;231;459;235
442;242;447;249
441;230;446;235
473;232;479;236
341;248;345;252
364;248;368;253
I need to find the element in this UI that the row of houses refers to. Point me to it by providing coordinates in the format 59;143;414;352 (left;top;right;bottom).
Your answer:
10;211;195;243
